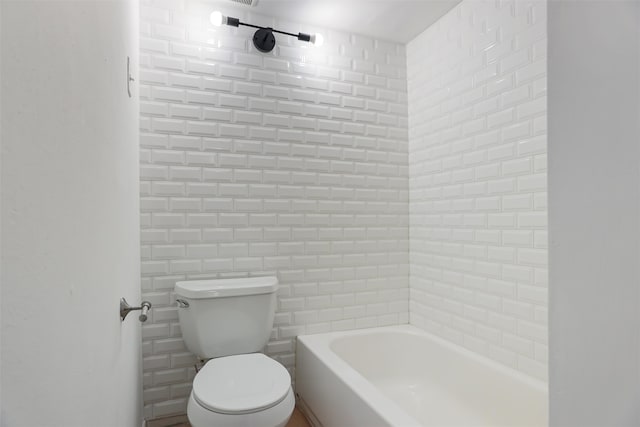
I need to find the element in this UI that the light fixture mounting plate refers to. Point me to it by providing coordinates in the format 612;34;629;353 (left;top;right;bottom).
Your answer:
253;28;276;53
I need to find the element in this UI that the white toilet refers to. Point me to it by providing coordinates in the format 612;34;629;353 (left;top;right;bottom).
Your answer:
175;276;294;427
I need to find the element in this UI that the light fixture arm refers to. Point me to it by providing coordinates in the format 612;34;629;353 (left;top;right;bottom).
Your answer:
236;20;313;41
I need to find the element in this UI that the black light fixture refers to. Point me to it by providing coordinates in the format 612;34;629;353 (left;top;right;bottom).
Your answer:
210;11;323;53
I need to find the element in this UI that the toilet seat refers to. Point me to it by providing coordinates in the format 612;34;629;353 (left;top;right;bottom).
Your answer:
192;353;291;415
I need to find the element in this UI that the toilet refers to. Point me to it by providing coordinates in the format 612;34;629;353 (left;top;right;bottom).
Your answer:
175;276;294;427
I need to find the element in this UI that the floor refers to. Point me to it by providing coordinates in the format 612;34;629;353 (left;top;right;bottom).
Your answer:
147;407;311;427
287;408;312;427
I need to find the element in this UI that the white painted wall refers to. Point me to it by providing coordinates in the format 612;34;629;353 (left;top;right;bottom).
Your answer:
407;0;548;381
1;1;141;426
139;0;409;418
548;1;640;425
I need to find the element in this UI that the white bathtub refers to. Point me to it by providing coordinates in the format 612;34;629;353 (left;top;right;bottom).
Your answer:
295;325;547;427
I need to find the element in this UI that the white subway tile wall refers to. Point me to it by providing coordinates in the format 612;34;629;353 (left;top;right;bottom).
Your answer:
407;1;548;380
140;0;409;418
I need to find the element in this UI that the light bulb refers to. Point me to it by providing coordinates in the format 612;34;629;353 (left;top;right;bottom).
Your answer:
310;33;324;47
210;11;225;26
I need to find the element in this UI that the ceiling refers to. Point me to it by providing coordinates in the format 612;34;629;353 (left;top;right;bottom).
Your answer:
215;0;461;43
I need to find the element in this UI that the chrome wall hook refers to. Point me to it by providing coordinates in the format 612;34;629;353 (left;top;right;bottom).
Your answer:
120;298;152;322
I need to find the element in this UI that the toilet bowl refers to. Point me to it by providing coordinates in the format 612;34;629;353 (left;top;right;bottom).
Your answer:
187;354;294;427
174;277;294;427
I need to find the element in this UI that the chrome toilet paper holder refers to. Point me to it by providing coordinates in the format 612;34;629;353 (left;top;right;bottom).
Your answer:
120;298;152;322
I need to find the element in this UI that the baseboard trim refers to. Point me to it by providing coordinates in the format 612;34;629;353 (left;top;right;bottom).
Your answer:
296;396;322;427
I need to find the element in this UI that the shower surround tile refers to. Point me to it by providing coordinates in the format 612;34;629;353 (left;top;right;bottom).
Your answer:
140;0;549;420
407;0;548;381
139;0;409;419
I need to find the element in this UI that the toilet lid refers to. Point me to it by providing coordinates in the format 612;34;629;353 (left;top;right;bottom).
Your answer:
193;353;291;415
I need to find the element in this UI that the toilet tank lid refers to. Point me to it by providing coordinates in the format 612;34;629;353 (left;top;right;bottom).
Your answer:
175;276;278;299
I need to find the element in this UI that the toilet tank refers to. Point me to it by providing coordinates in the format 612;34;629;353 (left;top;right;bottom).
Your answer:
174;276;278;359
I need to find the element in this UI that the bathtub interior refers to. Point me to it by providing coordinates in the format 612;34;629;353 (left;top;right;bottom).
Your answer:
303;326;547;427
